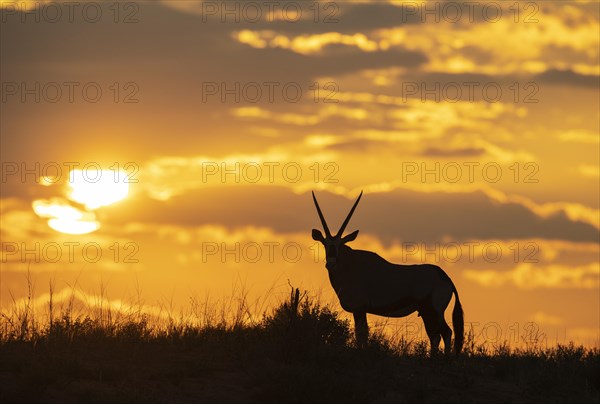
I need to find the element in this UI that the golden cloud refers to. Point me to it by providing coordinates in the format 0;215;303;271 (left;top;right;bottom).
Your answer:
464;262;599;289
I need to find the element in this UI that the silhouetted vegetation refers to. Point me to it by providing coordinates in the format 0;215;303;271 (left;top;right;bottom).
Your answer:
1;285;598;403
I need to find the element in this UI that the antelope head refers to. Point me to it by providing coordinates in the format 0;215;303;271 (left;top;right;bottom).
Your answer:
311;191;363;270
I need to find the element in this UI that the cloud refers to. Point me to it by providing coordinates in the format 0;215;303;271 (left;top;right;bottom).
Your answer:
218;0;599;81
376;6;599;76
535;69;599;88
463;263;599;290
421;147;486;157
0;199;142;272
531;311;563;326
227;92;532;161
88;185;600;244
234;30;380;54
139;150;339;200
579;165;600;179
558;130;600;144
231;104;372;126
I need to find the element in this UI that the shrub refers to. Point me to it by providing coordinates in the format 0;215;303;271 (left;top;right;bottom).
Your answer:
262;287;351;360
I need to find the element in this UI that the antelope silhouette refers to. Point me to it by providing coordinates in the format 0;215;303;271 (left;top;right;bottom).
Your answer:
311;191;464;354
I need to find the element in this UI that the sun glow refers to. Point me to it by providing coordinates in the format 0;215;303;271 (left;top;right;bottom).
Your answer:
31;169;130;235
32;198;100;235
33;199;86;221
47;218;101;235
68;169;130;209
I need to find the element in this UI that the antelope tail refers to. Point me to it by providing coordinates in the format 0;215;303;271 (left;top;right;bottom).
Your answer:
452;286;464;355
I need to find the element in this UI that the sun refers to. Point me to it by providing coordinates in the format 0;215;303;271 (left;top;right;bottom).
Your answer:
32;169;131;235
68;169;130;209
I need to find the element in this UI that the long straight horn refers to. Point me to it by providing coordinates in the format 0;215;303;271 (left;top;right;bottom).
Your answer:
312;191;332;237
336;191;363;237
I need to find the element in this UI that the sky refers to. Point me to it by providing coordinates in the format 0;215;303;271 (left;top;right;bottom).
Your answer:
1;0;599;347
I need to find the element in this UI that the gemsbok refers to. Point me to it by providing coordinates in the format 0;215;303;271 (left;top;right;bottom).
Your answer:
311;191;464;355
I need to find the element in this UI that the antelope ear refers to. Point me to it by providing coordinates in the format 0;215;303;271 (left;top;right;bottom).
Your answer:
312;229;325;241
341;230;359;243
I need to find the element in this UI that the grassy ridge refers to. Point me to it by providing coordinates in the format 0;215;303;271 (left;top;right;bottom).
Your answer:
1;287;599;403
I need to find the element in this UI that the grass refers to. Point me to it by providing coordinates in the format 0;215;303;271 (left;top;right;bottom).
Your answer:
1;282;598;403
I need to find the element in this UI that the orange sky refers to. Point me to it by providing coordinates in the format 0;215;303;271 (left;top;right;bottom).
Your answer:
1;0;599;347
